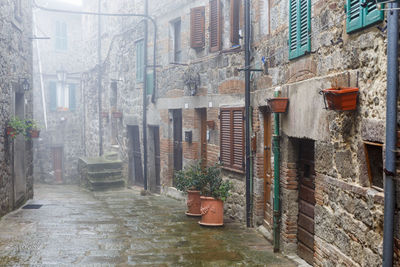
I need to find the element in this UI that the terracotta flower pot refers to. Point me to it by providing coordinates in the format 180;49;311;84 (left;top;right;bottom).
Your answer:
29;129;40;138
321;87;358;111
6;126;15;135
198;196;224;226
185;190;201;217
267;97;289;113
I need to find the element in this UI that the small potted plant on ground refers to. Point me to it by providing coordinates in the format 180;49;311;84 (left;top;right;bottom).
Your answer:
199;164;232;227
175;161;207;217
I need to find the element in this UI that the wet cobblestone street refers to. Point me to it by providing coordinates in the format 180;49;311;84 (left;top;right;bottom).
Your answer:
0;184;295;266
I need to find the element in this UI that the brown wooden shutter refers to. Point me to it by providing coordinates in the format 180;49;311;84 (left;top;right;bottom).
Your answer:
220;109;232;168
209;0;222;52
230;0;240;45
190;6;205;49
220;107;244;171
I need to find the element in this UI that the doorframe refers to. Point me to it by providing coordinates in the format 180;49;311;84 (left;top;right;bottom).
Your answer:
262;110;272;226
51;145;64;184
127;125;144;186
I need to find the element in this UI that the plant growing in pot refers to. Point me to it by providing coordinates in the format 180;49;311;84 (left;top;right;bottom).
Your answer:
6;117;25;139
25;119;41;138
199;164;232;226
175;161;207;217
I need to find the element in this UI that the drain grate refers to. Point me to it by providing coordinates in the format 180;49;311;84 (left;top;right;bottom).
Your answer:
22;204;42;209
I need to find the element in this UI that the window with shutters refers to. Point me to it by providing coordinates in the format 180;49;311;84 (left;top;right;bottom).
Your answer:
209;0;222;52
136;39;144;82
55;21;68;51
191;6;205;49
288;0;310;60
146;71;154;95
174;19;182;62
220;108;245;172
49;82;76;111
230;0;240;46
346;0;384;33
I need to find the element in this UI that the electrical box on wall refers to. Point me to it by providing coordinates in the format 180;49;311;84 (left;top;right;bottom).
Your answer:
185;131;192;143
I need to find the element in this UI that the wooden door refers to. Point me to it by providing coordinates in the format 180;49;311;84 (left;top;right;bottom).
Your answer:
199;109;207;168
152;126;161;193
173;110;182;186
129;126;143;186
297;139;315;265
263;112;272;223
52;147;63;183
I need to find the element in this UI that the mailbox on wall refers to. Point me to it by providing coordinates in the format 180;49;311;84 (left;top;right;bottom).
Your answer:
185;131;192;144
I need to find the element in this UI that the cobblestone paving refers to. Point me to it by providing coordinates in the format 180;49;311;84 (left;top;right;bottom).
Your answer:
0;184;296;266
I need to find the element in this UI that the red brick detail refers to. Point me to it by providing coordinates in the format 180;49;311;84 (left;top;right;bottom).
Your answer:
218;79;245;94
160;138;173;186
183;141;200;160
255;153;264;179
281;163;298;190
207;144;219;167
165;89;184;98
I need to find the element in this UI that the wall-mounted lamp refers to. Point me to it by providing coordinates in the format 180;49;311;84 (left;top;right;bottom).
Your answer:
19;78;30;91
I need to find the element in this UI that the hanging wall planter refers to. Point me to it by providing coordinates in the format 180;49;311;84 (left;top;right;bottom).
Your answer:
28;129;40;138
267;97;289;113
320;87;359;111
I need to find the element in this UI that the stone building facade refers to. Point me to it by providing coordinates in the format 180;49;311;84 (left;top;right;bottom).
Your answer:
0;0;34;216
33;0;85;184
79;0;399;265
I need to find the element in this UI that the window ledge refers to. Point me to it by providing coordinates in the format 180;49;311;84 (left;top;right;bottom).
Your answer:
222;166;244;174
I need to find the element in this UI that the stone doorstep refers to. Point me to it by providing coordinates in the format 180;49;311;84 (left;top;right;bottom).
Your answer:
257;225;312;267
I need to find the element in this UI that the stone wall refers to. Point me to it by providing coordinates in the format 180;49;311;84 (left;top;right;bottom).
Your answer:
33;1;86;184
251;0;393;265
0;0;33;216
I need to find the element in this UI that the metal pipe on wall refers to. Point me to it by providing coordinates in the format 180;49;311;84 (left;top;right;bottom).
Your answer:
244;0;252;227
98;0;103;156
273;89;280;252
383;2;398;266
142;0;149;191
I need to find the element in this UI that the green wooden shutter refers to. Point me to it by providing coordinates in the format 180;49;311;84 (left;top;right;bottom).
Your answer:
146;72;154;95
346;0;363;33
364;2;384;27
298;0;311;56
136;40;144;82
289;0;310;60
347;0;383;33
49;81;57;111
288;0;298;59
69;84;76;111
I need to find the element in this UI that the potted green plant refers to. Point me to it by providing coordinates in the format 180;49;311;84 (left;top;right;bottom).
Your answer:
175;161;207;217
6;117;25;139
198;164;232;226
25;119;41;138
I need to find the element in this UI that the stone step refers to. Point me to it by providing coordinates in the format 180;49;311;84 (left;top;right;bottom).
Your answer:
88;170;122;179
88;175;123;184
89;179;125;191
87;161;123;172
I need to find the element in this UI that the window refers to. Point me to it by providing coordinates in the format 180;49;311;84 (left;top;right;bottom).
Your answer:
136;39;144;82
146;72;154;95
289;0;310;60
346;0;384;33
220;108;245;171
363;141;383;190
190;6;205;49
55;21;68;51
173;19;182;62
49;82;76;111
209;0;222;52
230;0;240;46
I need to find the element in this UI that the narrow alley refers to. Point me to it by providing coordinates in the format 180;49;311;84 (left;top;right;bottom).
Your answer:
0;184;294;266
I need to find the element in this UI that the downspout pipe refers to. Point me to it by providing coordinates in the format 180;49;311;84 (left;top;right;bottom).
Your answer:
273;88;280;252
244;0;252;227
98;0;103;156
142;0;149;191
383;2;398;266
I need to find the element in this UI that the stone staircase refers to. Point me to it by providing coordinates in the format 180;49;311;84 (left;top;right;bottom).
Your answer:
78;153;125;191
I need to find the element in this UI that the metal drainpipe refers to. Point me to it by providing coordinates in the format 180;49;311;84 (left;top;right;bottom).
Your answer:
244;0;252;227
383;2;398;266
98;0;103;156
273;89;280;252
142;0;149;191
